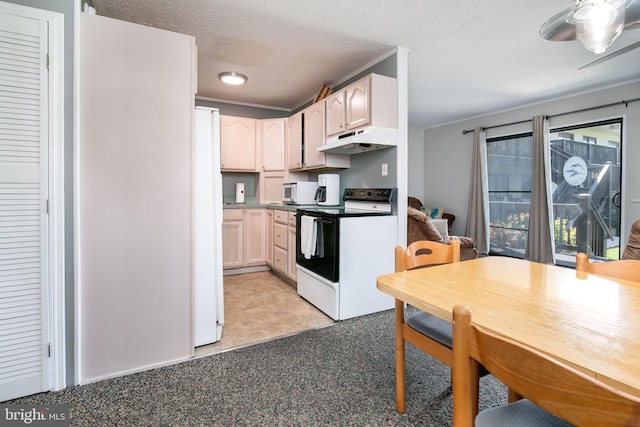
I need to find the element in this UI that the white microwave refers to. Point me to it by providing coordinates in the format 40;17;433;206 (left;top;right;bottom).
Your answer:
282;182;318;205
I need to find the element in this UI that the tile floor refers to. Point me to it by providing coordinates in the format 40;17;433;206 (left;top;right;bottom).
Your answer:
195;271;334;357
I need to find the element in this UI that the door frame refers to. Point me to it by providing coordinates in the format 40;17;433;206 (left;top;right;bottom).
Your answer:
0;1;66;392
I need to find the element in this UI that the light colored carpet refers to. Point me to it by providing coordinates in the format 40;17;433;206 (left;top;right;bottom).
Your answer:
196;271;334;356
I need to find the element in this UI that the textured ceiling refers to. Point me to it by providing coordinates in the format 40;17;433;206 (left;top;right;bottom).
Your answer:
91;0;640;129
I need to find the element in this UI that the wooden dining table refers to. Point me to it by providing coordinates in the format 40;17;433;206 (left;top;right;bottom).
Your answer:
376;256;640;398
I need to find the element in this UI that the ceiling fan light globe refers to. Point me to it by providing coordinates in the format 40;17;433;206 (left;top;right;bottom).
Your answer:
571;0;626;53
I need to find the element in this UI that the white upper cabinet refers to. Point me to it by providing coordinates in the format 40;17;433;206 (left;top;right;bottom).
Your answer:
261;118;286;172
345;76;371;130
303;101;326;169
326;74;398;137
287;111;303;170
220;115;257;171
287;102;349;171
325;91;346;136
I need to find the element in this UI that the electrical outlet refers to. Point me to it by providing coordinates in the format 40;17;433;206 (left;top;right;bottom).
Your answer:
381;163;388;176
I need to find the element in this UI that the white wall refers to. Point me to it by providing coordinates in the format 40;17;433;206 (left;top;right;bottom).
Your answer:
408;126;425;202
78;14;195;382
422;80;640;241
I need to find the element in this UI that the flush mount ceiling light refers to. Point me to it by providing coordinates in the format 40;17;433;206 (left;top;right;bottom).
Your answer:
218;72;247;85
540;0;640;55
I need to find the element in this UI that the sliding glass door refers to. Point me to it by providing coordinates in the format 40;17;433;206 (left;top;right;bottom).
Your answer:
550;119;622;265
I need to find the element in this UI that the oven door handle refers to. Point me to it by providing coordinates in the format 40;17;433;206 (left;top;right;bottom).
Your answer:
315;218;335;224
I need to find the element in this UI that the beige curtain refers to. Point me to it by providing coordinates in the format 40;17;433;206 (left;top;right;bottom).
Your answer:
525;115;556;264
465;127;490;254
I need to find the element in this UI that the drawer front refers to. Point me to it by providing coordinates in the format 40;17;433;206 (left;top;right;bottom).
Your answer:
273;246;287;274
288;211;296;228
223;208;244;221
273;210;288;224
274;223;288;249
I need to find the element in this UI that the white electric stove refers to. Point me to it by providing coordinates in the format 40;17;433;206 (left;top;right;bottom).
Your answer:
294;188;398;320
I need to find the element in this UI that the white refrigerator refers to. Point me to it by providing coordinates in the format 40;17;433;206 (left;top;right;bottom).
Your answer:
193;107;224;346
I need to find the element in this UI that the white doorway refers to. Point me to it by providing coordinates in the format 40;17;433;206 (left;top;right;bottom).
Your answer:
0;1;64;401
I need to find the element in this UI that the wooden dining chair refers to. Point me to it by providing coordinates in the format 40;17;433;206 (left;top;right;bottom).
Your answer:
393;239;462;413
452;304;640;427
575;252;640;282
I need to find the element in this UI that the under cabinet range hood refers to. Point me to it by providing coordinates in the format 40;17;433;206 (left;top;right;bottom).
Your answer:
319;126;398;155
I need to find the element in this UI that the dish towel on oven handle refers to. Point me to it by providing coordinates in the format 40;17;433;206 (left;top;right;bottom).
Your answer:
301;215;317;259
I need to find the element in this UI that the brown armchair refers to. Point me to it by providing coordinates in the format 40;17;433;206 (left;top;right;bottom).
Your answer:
622;219;640;260
407;197;478;261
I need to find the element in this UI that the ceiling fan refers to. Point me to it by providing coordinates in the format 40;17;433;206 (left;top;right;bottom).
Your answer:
540;0;640;67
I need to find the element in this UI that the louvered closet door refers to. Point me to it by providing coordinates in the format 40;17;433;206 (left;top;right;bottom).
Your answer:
0;11;49;402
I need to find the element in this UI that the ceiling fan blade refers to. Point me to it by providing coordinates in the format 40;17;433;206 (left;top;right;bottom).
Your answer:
540;4;578;41
579;40;640;69
626;0;640;26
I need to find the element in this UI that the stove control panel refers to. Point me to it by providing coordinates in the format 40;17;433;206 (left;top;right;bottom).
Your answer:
343;188;395;202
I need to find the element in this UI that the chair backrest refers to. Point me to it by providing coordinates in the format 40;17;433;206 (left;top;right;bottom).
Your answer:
576;252;640;282
395;239;460;272
452;304;640;427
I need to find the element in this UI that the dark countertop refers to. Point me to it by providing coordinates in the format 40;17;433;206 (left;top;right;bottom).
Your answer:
222;201;322;211
266;203;321;212
222;202;266;209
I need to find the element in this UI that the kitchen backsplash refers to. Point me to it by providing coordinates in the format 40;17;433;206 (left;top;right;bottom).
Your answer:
222;172;256;203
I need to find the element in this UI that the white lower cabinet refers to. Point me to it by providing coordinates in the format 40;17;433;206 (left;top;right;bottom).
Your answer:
245;209;266;265
272;210;289;276
266;210;273;266
269;210;298;281
222;209;244;268
223;208;266;269
273;246;288;274
287;212;297;281
224;207;298;283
